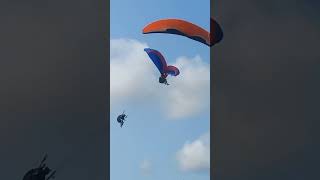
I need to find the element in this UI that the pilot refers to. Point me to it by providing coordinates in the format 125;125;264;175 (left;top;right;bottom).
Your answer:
117;113;127;128
159;73;169;85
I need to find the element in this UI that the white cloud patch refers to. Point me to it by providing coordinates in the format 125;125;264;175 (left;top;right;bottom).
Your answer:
166;56;210;119
110;39;156;105
140;159;152;176
176;132;210;172
110;38;210;119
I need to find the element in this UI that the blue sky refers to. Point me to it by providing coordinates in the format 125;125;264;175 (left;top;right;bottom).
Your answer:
110;0;210;180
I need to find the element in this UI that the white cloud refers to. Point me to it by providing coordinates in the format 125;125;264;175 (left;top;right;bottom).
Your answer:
140;159;152;176
110;39;156;106
110;38;210;119
166;56;210;119
176;132;210;172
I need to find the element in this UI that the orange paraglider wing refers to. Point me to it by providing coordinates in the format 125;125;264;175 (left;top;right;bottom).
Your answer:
143;19;210;46
142;18;223;46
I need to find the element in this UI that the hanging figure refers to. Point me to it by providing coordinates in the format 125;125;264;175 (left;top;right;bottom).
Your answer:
117;111;127;128
159;73;169;85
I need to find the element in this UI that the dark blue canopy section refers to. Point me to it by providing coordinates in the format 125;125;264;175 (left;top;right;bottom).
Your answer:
144;48;167;74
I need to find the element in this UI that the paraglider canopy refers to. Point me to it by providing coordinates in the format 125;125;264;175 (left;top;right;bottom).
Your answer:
144;48;178;86
143;18;223;47
144;48;180;77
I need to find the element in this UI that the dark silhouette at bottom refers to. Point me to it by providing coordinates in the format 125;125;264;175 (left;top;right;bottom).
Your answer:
23;154;56;180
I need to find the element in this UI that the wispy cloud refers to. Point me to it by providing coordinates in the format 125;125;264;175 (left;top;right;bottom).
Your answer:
176;132;210;173
140;159;152;176
110;38;210;119
167;56;210;119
